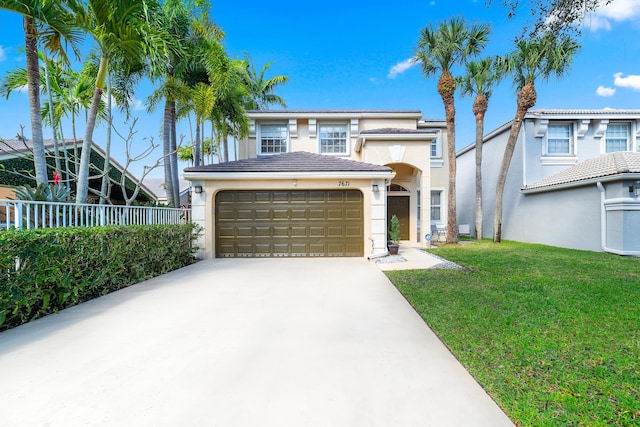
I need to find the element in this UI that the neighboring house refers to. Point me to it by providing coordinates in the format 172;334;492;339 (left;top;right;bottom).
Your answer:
0;138;157;204
184;110;448;259
456;109;640;256
144;177;191;207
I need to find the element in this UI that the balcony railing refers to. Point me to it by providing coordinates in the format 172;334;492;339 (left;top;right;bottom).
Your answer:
0;199;190;230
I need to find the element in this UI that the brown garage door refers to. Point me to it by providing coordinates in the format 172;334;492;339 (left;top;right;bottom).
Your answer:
216;190;364;257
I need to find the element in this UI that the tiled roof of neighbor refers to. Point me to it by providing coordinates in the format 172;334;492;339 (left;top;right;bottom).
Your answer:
0;138;82;154
246;109;422;114
527;108;640;116
360;128;435;135
184;151;392;173
524;152;640;190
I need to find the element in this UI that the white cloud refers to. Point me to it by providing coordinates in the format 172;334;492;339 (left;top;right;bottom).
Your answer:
0;45;6;62
587;0;640;31
387;58;418;79
613;72;640;91
130;98;145;111
596;85;616;96
17;84;28;93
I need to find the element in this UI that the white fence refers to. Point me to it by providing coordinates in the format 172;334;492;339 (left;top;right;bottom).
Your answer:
0;199;190;230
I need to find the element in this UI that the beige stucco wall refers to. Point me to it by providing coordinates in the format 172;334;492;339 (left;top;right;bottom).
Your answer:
359;141;432;243
242;116;422;159
188;176;388;259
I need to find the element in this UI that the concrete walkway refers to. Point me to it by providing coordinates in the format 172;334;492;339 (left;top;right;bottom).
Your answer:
0;258;513;427
374;242;447;271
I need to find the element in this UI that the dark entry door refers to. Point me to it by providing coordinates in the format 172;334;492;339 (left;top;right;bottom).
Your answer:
387;196;409;240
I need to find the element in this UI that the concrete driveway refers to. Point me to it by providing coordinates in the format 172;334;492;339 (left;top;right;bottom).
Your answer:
0;258;514;427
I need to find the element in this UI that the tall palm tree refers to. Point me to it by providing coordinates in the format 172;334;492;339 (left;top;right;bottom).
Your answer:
241;54;288;110
493;33;579;242
1;0;82;186
146;0;208;206
191;82;215;167
415;17;490;243
458;57;502;240
75;0;162;203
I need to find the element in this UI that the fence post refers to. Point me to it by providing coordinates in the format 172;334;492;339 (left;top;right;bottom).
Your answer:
15;201;23;230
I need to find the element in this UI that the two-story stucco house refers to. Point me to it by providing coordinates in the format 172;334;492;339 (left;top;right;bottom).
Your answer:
184;110;447;259
456;109;640;256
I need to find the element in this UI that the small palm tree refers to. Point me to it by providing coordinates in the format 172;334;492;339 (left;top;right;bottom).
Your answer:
75;0;164;203
415;17;490;244
493;33;579;242
458;57;502;240
241;53;289;110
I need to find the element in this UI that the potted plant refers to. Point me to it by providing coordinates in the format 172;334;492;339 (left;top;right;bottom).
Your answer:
387;214;401;255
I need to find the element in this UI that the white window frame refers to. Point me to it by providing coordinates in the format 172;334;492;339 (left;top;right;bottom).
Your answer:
605;122;631;153
430;189;444;224
544;122;575;156
318;122;349;155
430;131;444;168
257;122;289;155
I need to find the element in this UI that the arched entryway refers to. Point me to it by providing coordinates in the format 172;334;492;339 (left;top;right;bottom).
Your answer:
385;163;426;243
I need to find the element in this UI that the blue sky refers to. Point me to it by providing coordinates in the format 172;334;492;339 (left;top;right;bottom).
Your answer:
1;0;640;179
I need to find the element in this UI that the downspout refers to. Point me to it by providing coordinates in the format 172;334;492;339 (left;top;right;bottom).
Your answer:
597;181;609;252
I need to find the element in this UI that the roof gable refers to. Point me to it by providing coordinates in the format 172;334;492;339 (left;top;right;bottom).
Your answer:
524;152;640;191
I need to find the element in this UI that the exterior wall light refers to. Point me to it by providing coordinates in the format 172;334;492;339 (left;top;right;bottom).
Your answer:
372;184;379;192
629;181;640;197
194;185;203;194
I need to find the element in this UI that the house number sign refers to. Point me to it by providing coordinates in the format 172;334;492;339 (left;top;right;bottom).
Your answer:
338;181;350;187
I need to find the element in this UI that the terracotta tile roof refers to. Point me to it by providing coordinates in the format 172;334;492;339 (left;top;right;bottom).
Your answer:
524;152;640;190
184;151;391;173
360;128;434;135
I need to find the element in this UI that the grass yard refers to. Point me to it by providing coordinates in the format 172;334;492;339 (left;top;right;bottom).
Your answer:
386;241;640;427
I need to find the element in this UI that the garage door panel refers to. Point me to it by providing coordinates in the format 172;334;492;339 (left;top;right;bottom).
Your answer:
216;190;363;257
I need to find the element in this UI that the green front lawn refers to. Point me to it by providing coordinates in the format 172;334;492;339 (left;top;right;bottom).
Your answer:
386;241;640;427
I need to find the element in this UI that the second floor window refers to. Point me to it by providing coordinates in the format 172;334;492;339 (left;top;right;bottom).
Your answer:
319;124;348;154
259;123;288;154
606;123;630;153
546;123;573;155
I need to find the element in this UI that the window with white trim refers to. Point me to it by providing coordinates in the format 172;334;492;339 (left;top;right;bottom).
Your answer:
259;123;288;154
319;123;348;154
545;123;574;155
431;136;442;158
430;191;442;222
605;122;630;153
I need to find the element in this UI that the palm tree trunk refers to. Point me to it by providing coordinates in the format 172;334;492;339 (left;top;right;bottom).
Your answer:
170;100;180;206
438;71;458;243
473;95;487;240
493;82;536;242
163;98;175;207
99;75;113;204
76;55;108;203
222;132;229;163
24;16;47;186
43;52;62;175
194;118;201;167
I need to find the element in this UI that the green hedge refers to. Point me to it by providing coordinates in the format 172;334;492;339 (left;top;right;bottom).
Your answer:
0;224;199;331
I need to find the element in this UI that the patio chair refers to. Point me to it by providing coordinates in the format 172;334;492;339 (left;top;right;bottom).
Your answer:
430;224;446;242
458;224;471;240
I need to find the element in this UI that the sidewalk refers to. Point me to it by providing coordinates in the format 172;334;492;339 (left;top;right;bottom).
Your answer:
374;242;451;271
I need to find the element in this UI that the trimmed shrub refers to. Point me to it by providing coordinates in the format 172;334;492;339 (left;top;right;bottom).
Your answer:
0;223;199;331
